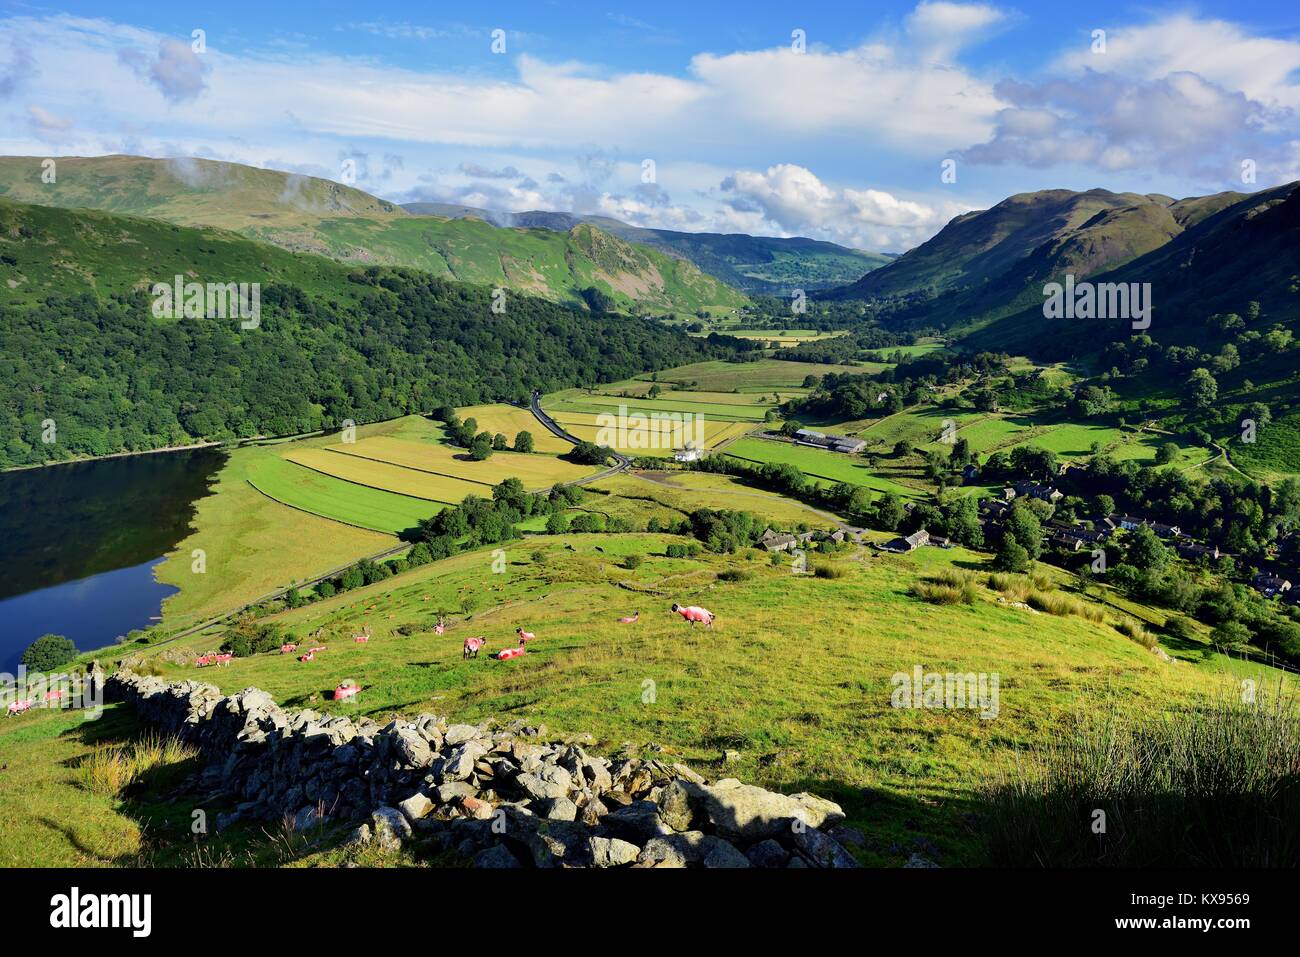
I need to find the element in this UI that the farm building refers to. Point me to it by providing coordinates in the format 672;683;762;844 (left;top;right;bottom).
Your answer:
793;428;866;454
673;447;704;463
1251;574;1292;598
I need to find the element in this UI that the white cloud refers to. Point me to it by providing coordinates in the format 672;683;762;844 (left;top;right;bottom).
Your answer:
118;37;208;102
906;1;1007;63
718;164;967;250
1057;14;1300;111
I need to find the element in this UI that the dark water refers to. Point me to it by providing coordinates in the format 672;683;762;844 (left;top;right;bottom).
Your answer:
0;448;225;672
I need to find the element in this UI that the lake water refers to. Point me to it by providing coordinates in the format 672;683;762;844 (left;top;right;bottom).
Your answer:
0;448;226;672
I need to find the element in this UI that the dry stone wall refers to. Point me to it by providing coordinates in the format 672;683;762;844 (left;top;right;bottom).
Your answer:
106;671;861;868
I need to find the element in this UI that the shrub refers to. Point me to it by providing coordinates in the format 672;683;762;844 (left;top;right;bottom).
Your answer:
316;580;336;599
814;564;847;580
623;554;644;570
911;581;975;605
718;568;754;582
21;634;77;672
79;731;197;797
1115;617;1157;649
221;619;285;657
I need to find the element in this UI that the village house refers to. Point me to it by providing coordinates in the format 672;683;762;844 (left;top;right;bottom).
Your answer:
883;528;931;553
673;447;704;463
1177;541;1221;562
1113;515;1146;531
1252;573;1293;598
1149;521;1185;539
1011;480;1064;504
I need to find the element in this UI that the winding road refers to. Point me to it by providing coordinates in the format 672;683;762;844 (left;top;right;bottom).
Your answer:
529;390;631;485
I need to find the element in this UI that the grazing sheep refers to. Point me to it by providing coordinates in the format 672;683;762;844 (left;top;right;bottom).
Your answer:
671;603;715;627
515;627;536;646
463;636;487;659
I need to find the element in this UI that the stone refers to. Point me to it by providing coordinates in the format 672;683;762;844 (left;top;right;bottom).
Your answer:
439;741;488;781
703;839;751;869
393;727;434;768
602;800;670;841
828;824;867;849
293;805;325;831
347;823;371;847
473;844;523;868
444;723;481;746
655;780;698;832
637;831;733;867
588;836;641;867
537;797;578;821
905;853;939;868
435;781;477;804
722;749;741;764
745;839;789;868
683;778;844;840
515;770;570;801
460;796;496;821
371;806;411;851
398;792;434;823
792;827;859;868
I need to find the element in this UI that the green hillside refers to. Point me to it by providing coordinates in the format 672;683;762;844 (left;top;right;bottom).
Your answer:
0;155;747;315
405;203;892;295
0;198;737;468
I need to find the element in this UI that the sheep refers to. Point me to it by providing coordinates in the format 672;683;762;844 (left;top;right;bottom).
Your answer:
618;611;640;624
463;636;487;659
671;603;715;628
515;627;536;646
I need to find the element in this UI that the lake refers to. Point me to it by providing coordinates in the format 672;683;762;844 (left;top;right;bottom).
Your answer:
0;448;226;673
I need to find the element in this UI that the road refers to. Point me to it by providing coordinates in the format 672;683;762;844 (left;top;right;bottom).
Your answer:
529;390;631;485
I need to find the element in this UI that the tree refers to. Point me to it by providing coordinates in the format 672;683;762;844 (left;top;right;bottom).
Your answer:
514;430;534;453
469;433;494;460
1187;368;1218;408
648;384;661;399
492;432;508;451
1125;525;1172;572
994;534;1031;572
1005;504;1044;560
1154;442;1179;466
21;634;77;672
545;512;569;534
876;493;905;531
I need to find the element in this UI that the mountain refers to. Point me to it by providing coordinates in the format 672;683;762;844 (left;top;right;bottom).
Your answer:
961;182;1300;356
403;202;891;295
0;155;745;315
0;197;735;468
827;186;1260;332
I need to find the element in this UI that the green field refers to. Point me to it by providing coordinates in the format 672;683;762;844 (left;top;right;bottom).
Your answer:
725;436;924;499
248;455;442;533
634;359;872;392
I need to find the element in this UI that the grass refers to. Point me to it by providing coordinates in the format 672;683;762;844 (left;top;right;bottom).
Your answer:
283;447;485;504
82;533;1291;866
248;455;441;533
79;731;197;797
984;690;1300;866
549;411;754;455
632;358;868;392
724;436;924;499
457;403;573;454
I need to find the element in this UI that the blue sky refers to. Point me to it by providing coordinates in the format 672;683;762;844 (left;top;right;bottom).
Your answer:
2;0;1298;251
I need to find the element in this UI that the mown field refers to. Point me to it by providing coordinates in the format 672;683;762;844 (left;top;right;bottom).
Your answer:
631;358;870;392
725;436;924;499
9;532;1285;867
155;411;590;629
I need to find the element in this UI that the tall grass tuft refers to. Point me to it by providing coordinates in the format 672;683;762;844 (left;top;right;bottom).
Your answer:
987;573;1029;602
983;690;1300;866
911;580;977;605
79;732;198;797
1114;617;1156;649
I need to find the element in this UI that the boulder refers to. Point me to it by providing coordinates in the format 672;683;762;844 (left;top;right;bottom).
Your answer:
371;806;411;851
435;781;477;804
683;778;844;839
745;839;789;868
397;792;434;823
393;727;435;768
588;836;641;868
444;723;481;746
536;797;578;821
473;844;523;868
791;826;859;868
602;800;670;842
655;780;698;832
703;839;751;869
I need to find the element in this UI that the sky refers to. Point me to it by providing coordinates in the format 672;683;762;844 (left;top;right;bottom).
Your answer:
1;0;1298;252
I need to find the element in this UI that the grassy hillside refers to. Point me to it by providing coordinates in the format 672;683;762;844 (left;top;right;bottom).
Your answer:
404;202;891;295
0;155;747;314
7;531;1285;867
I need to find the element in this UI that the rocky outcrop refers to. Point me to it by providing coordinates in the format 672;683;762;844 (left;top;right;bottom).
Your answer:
106;671;858;869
